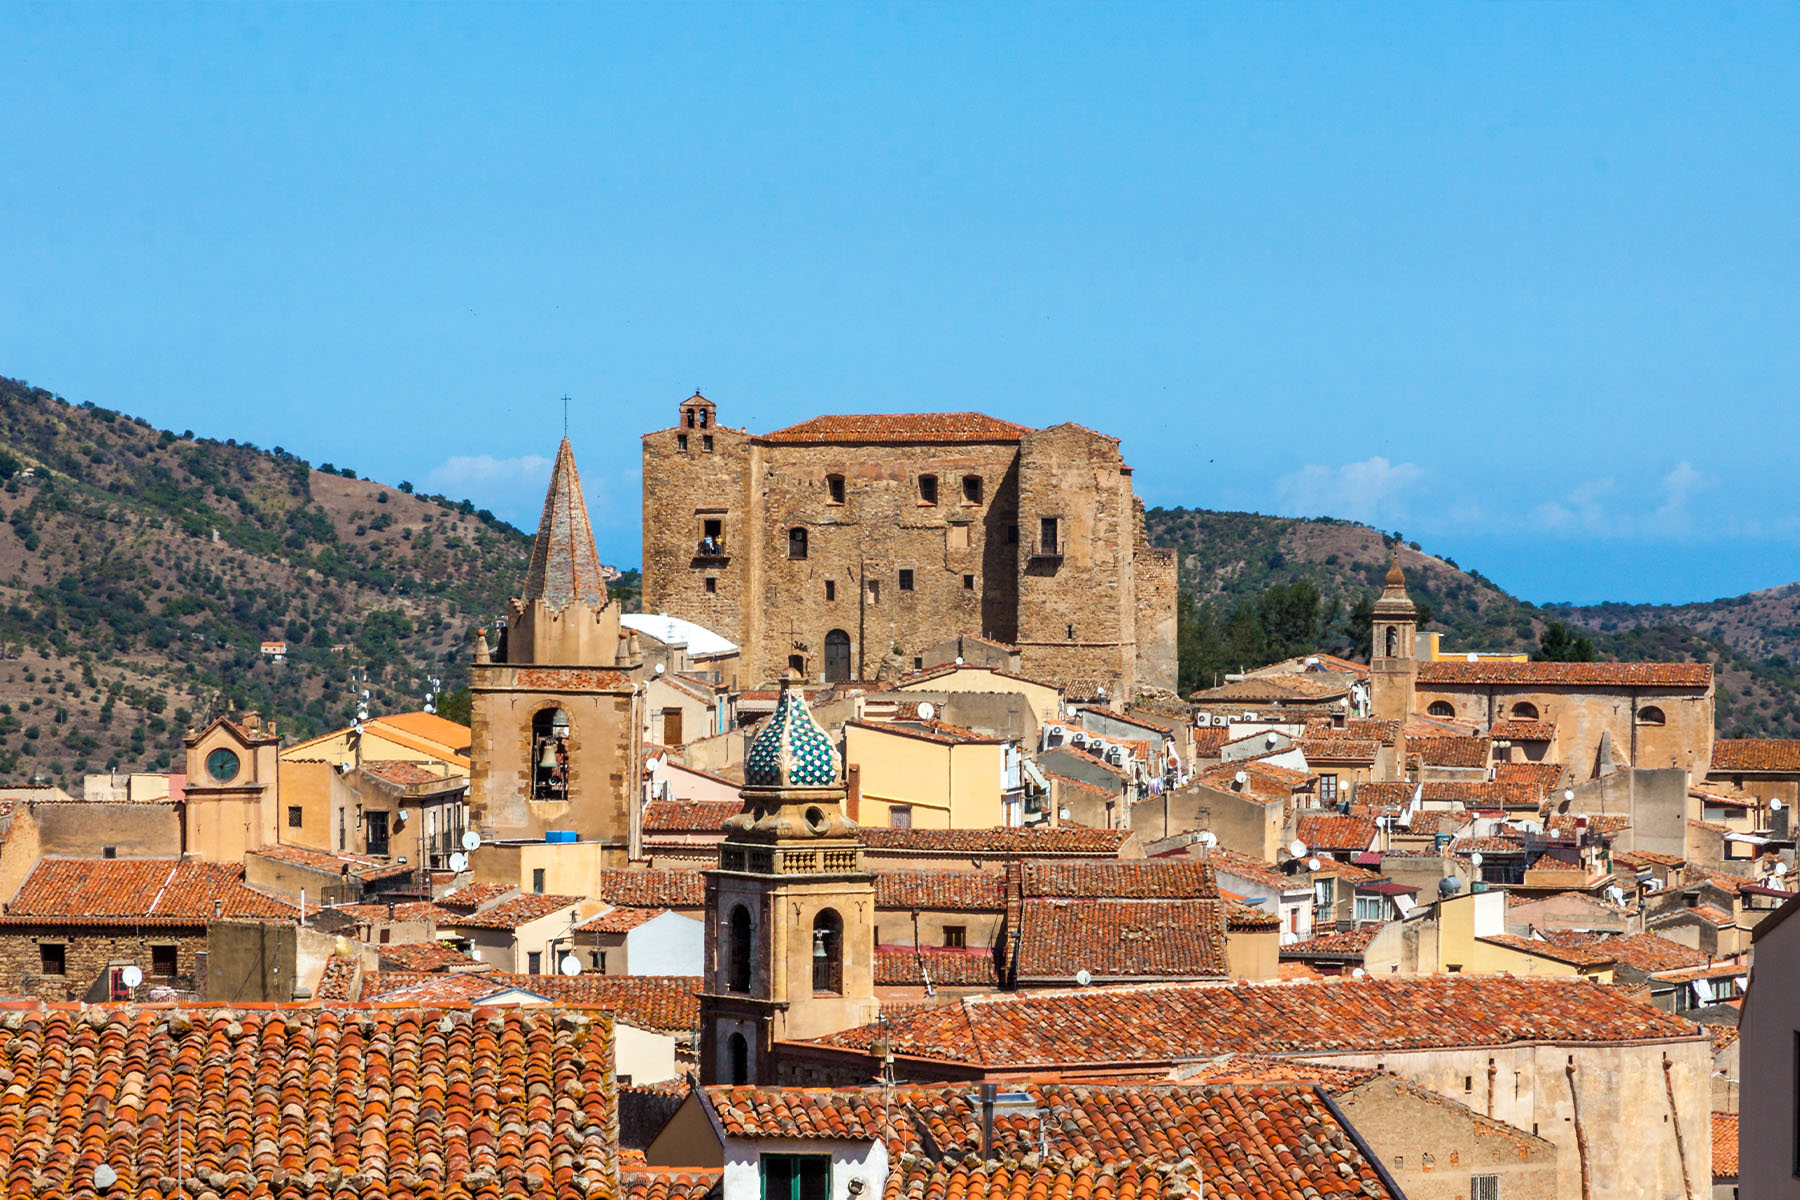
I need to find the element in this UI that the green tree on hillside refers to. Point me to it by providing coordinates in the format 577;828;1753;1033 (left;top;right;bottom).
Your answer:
1536;620;1595;663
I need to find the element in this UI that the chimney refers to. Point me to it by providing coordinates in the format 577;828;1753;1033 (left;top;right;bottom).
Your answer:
979;1082;997;1159
213;899;224;918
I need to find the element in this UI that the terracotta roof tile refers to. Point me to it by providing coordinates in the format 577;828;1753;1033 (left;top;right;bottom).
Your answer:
1221;896;1280;930
1489;720;1556;741
359;759;463;787
596;869;706;908
1417;660;1712;687
1714;1111;1739;1177
443;892;584;929
337;900;459;924
1546;812;1632;839
1543;932;1706;975
579;906;669;933
1200;848;1292;891
642;798;742;833
1198;761;1311;804
1295;814;1376;853
874;945;1001;987
1013;898;1228;982
873;871;1008;912
0;1004;617;1197
1410;735;1492;768
248;844;409;879
1711;738;1800;772
1300;718;1401;746
810;975;1700;1066
438;881;518;911
2;858;293;926
624;1168;722;1200
759;413;1034;445
1280;926;1379;958
1191;728;1232;757
1018;860;1217;900
376;941;490;972
360;971;702;1032
1478;933;1614;966
857;826;1131;856
1296;735;1379;763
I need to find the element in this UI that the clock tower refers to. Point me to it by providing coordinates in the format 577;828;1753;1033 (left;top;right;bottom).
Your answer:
181;713;281;861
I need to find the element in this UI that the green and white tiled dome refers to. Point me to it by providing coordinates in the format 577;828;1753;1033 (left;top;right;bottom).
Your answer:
744;680;841;788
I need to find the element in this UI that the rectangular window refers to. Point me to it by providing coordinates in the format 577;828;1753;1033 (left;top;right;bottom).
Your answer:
702;435;713;451
288;805;304;828
366;811;389;857
943;925;966;948
824;580;836;602
761;1154;831;1200
1039;517;1060;555
591;951;607;972
963;574;975;590
1319;774;1338;804
898;569;914;592
532;868;546;894
1355;895;1382;923
527;951;542;974
338;808;346;851
704;577;717;594
827;475;845;504
918;475;938;505
39;943;65;976
102;846;116;859
889;805;912;829
867;580;880;604
1470;1175;1500;1200
677;434;688;452
962;475;982;504
151;945;177;979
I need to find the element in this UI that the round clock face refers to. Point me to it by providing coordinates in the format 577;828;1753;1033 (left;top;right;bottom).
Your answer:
205;747;240;783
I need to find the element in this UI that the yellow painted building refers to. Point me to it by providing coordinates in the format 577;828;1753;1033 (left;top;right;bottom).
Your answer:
892;663;1064;728
843;719;1005;830
279;711;471;775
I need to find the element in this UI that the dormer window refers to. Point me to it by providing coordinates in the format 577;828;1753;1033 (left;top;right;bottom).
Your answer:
918;475;938;506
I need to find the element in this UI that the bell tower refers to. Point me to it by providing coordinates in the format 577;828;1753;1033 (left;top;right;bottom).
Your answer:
1370;549;1419;731
700;680;876;1086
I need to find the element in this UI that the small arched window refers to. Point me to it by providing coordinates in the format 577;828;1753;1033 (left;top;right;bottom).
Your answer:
1638;705;1667;726
788;527;808;559
727;1032;749;1085
1428;701;1456;719
1384;625;1399;657
728;905;752;993
811;908;843;994
531;707;571;801
1511;701;1540;721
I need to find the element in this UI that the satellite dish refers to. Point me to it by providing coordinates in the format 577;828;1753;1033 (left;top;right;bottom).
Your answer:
1289;839;1307;858
94;1165;118;1190
1265;733;1277;747
1469;852;1484;868
1563;790;1575;803
654;663;666;674
954;656;964;665
448;852;468;873
1234;770;1248;785
559;955;581;977
1195;831;1218;848
120;965;143;989
1773;799;1786;813
1777;862;1791;877
461;831;482;852
1306;856;1322;872
423;704;436;714
1352;967;1367;977
1466;653;1479;663
917;702;936;722
1074;968;1093;987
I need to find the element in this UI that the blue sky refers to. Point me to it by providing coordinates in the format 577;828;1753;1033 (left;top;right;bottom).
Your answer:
3;4;1797;605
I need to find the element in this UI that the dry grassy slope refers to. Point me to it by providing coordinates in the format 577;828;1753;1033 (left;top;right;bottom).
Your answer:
0;378;544;786
1146;506;1800;739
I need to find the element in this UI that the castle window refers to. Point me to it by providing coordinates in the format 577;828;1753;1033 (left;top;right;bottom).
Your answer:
826;475;845;504
728;905;753;992
824;580;836;602
812;909;843;993
288;805;303;828
962;475;982;504
39;943;65;976
702;435;713;451
1039;517;1060;556
1637;705;1666;726
918;475;938;506
728;1032;750;1085
1428;701;1456;719
705;577;717;594
531;708;571;801
151;945;178;980
1384;625;1398;657
898;569;914;592
699;519;723;557
788;527;808;559
963;574;975;590
867;580;880;604
677;434;688;451
1511;701;1539;721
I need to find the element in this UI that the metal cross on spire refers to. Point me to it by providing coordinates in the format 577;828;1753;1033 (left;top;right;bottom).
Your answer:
562;395;571;436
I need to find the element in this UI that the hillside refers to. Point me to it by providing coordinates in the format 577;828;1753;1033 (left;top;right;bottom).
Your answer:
1145;507;1800;739
0;379;604;787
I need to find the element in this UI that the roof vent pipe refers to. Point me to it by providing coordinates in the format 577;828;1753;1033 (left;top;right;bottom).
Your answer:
980;1082;997;1159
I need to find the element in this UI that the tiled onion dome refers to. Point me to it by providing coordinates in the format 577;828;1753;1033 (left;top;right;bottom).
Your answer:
745;680;841;787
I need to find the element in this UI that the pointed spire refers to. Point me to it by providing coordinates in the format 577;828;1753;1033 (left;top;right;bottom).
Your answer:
521;438;608;610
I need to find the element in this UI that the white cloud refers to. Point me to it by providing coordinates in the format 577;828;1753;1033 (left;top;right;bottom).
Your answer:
425;453;552;495
1653;460;1708;532
1274;457;1423;527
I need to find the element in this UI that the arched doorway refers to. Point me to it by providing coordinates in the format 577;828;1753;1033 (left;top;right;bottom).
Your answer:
824;630;852;683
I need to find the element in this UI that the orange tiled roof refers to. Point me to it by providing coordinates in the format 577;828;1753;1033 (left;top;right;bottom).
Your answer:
337;900;458;924
1018;860;1217;900
1545;812;1631;839
1489;719;1556;741
2;859;293;926
438;881;518;911
596;869;706;909
1296;735;1379;763
1191;728;1232;757
1494;761;1569;792
1477;933;1614;967
579;907;668;933
0;1005;614;1198
375;941;488;972
360;759;462;787
885;1157;1202;1200
624;1168;722;1200
874;871;1008;912
1713;1111;1739;1178
1544;931;1704;975
248;844;412;880
1201;847;1293;891
759;412;1034;445
809;975;1700;1066
359;972;702;1032
1417;660;1712;687
1013;898;1227;982
1711;738;1800;772
1198;761;1311;804
1301;718;1401;746
442;893;584;930
642;798;742;833
1296;814;1376;853
1280;926;1379;958
874;945;1001;987
1221;896;1280;930
857;826;1132;856
1409;735;1491;768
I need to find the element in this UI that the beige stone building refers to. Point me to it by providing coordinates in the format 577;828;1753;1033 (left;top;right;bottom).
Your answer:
467;438;645;865
641;396;1176;700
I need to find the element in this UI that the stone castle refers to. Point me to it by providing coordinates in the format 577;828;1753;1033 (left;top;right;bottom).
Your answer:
641;394;1177;700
